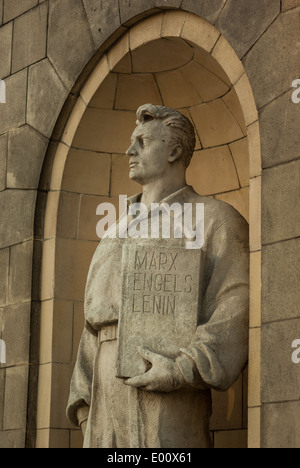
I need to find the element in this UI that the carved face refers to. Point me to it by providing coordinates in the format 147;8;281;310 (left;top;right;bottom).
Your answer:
126;120;178;185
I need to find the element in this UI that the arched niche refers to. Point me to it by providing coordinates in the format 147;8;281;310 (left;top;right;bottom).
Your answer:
36;11;261;449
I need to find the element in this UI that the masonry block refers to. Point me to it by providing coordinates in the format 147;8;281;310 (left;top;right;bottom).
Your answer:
12;3;48;73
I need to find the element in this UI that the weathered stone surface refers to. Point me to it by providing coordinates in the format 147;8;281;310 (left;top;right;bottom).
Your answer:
262;160;300;245
282;0;300;11
3;365;28;430
27;59;69;137
0;190;36;249
243;9;300;109
0;429;26;448
262;238;300;323
48;0;96;89
259;90;300;169
182;0;226;24
0;248;9;306
8;241;33;304
261;401;300;448
82;0;121;49
2;303;31;366
261;319;300;404
0;1;3;26
217;0;280;59
0;134;7;191
12;3;48;73
0;22;12;78
119;0;158;25
0;70;27;135
0;369;4;429
3;0;38;22
7;125;48;189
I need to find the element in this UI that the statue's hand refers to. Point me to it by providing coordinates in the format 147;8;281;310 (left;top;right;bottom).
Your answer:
124;346;186;393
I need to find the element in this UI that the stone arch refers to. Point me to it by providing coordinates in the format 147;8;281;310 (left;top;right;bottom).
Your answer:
35;11;261;448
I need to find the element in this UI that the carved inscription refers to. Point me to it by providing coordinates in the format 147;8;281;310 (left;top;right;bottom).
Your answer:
117;244;203;378
131;251;194;315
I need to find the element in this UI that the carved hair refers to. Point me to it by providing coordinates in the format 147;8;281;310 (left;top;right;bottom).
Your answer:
136;104;196;168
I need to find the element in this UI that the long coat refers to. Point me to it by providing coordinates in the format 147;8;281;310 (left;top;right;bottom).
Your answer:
67;186;249;448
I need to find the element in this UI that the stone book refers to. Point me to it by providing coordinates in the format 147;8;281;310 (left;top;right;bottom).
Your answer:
117;243;203;378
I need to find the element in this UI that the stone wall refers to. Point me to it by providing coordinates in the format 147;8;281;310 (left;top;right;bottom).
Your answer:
0;0;299;448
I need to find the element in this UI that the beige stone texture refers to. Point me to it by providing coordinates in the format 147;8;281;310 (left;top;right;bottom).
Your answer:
3;366;28;430
50;363;74;428
187;146;240;196
70;429;84;449
62;149;111;196
131;38;194;73
49;143;69;191
261;401;300;448
61;98;87;147
215;187;249;222
179;109;201;150
129;13;163;51
12;3;47;73
89;73;118;109
247;121;261;178
39;300;73;365
262;238;300;323
181;13;220;53
115;74;163;110
189;100;245;148
36;428;70;449
107;33;130;72
249;176;261;252
248;328;261;408
182;61;230;103
0;134;7;191
44;191;80;240
262;160;300;245
248;407;261;448
72;108;136;154
3;0;38;22
111;154;142;197
78;195;119;241
212;36;245;85
214;429;247;448
193;46;231;87
36;363;52;429
222;88;247;135
55;238;97;302
0;70;27;135
234;73;258;127
8;241;33;305
41;239;56;301
229;138;249;188
2;303;31;367
0;248;9;306
282;0;300;10
250;251;261;328
27;59;69;138
210;376;243;430
155;68;202;109
0;22;12;79
80;57;110;106
161;10;187;38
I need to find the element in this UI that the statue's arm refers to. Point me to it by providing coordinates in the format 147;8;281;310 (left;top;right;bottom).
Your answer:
176;216;249;392
66;324;98;429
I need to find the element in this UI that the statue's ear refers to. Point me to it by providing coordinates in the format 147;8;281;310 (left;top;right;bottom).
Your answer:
168;145;183;164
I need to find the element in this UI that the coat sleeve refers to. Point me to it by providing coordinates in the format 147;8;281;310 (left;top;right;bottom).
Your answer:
176;215;249;392
66;322;98;426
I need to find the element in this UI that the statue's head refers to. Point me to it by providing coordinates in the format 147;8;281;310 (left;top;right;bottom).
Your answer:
126;104;196;185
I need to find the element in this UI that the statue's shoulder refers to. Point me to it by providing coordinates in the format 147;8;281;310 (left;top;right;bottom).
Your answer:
185;186;248;227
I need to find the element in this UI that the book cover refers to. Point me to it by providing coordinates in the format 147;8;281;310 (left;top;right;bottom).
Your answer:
117;243;203;378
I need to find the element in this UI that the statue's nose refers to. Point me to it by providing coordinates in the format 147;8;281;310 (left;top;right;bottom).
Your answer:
126;143;137;157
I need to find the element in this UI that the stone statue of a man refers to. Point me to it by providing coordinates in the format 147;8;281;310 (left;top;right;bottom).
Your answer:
67;104;249;448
